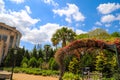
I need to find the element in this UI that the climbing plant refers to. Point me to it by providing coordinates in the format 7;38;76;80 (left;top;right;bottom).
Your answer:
55;38;120;80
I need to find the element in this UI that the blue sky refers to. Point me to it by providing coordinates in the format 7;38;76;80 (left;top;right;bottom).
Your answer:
0;0;120;50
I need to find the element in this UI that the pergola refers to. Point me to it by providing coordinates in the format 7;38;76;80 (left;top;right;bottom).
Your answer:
55;39;120;80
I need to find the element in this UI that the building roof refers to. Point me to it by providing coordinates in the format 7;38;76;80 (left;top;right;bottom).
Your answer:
0;22;22;37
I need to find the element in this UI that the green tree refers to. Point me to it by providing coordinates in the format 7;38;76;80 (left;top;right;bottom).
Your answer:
95;50;117;77
49;58;59;70
76;33;88;39
15;48;25;66
21;57;28;68
38;48;44;59
111;32;120;37
88;28;110;39
68;57;80;74
80;52;94;68
44;45;52;62
51;27;76;47
4;49;14;67
28;57;38;68
24;50;30;59
32;45;38;59
37;58;43;69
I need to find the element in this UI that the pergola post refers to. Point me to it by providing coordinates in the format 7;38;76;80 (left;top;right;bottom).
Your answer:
114;45;120;70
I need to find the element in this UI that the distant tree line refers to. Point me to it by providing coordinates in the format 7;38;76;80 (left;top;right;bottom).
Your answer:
3;44;59;70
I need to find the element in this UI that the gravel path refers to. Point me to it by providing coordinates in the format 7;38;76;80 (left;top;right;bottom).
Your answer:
13;73;59;80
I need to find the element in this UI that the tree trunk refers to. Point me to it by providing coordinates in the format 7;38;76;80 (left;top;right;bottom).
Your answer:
62;39;66;47
59;62;65;80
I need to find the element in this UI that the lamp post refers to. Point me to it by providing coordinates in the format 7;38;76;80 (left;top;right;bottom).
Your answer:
10;49;17;80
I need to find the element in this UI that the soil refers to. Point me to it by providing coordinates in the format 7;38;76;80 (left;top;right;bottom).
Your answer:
13;73;59;80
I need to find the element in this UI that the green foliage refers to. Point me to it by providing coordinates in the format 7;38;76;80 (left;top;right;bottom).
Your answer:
76;33;88;39
4;49;14;67
21;57;28;64
4;67;59;76
42;62;49;70
28;57;38;68
24;50;30;59
88;28;111;39
112;68;120;80
32;45;38;59
4;47;25;67
49;58;59;70
44;45;52;62
21;63;28;68
68;57;80;74
51;27;76;47
21;57;28;68
111;32;120;37
37;58;43;68
38;48;44;59
62;72;80;80
80;53;94;68
95;50;117;77
15;48;25;66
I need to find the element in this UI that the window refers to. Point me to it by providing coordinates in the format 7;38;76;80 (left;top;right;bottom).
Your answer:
9;36;14;48
2;35;7;42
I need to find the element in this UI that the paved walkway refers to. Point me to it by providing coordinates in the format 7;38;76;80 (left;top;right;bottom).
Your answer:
13;73;59;80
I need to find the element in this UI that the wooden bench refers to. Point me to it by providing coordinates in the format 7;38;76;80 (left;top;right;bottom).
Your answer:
0;71;11;80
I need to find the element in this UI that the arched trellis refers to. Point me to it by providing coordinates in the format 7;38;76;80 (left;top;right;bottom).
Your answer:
55;39;120;80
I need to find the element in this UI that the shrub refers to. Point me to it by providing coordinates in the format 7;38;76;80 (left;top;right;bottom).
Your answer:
42;62;49;70
21;62;28;68
112;69;120;80
21;57;28;68
62;72;80;80
37;58;43;68
95;50;117;77
49;58;59;70
4;67;59;76
68;57;80;74
28;57;37;68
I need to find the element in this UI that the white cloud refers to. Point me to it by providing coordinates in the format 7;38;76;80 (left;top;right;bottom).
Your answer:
25;6;31;14
103;15;116;23
22;23;61;44
97;3;120;14
39;23;61;42
53;3;85;23
0;0;42;44
116;14;120;20
101;14;120;23
10;0;25;4
105;24;111;27
0;1;61;44
76;29;86;34
42;0;59;7
95;21;102;26
0;0;5;13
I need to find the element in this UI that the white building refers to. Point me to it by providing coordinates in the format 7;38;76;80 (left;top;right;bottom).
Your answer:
0;22;22;65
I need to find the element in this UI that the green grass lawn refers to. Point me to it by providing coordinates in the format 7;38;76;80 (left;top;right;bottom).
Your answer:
3;67;59;76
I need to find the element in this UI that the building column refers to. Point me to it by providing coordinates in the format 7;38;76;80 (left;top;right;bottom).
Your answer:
4;35;11;57
0;40;5;64
12;33;17;48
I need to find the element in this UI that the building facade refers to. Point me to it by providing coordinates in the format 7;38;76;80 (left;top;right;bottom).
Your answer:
0;22;22;64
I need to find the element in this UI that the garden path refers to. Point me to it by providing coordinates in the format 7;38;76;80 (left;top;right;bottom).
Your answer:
13;73;58;80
